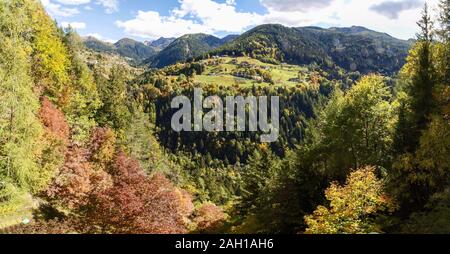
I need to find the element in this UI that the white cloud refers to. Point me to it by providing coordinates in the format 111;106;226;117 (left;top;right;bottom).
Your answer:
61;21;86;29
116;11;207;39
55;0;91;5
173;0;262;32
261;0;439;39
41;0;79;17
117;0;439;40
261;0;335;12
42;0;117;15
96;0;119;14
117;0;262;39
370;0;423;19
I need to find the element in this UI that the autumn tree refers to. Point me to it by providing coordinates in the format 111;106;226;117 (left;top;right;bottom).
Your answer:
39;97;70;143
304;167;396;234
81;152;194;234
89;127;116;171
45;145;111;211
193;203;227;233
26;0;71;106
301;75;395;180
0;1;52;205
63;27;102;143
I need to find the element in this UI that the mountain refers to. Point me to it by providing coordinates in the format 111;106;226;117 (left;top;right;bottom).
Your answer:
84;36;116;54
221;34;239;44
146;33;238;68
114;38;157;62
84;37;157;64
214;24;411;74
147;37;176;51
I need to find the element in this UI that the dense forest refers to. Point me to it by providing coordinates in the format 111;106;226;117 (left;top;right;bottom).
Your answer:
0;0;449;234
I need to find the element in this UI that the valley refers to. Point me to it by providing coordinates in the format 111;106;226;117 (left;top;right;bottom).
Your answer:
0;0;449;235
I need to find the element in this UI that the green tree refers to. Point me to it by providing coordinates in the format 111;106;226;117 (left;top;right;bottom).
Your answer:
0;24;45;202
123;105;166;172
436;0;450;42
97;65;132;138
241;145;280;211
390;5;445;216
396;5;437;154
63;28;102;143
304;75;395;180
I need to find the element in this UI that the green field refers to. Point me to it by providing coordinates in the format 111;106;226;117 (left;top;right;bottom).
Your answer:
193;56;306;88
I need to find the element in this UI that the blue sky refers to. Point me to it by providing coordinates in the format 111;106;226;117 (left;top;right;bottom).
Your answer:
41;0;439;43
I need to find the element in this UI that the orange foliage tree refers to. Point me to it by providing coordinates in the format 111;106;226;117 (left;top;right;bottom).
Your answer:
82;152;194;234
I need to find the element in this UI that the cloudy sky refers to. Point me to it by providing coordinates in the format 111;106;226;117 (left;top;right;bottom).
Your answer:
42;0;440;43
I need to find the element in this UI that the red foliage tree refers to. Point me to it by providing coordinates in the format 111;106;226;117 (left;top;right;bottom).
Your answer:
82;152;194;234
0;219;77;234
194;203;227;233
46;145;111;210
38;97;70;142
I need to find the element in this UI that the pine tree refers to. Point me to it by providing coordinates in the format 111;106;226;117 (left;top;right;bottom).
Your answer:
435;0;450;88
416;3;433;42
97;65;132;138
437;0;450;42
241;146;280;211
404;4;437;152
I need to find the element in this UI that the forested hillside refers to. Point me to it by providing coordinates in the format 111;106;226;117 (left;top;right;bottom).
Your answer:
85;24;411;72
145;37;176;51
211;24;411;75
84;36;157;64
146;33;230;68
0;0;449;234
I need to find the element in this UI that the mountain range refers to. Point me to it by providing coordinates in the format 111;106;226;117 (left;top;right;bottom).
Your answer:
144;33;237;68
84;36;157;64
84;24;411;74
145;37;176;51
213;25;412;74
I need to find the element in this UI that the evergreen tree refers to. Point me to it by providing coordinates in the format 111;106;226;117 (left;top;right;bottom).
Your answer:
97;65;132;138
416;3;433;42
390;4;448;218
63;28;102;143
396;4;437;154
437;0;450;42
435;0;450;89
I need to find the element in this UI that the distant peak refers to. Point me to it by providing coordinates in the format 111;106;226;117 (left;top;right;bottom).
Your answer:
116;38;137;43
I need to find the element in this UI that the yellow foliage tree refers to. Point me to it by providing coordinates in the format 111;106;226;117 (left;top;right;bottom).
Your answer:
27;0;72;106
304;166;397;234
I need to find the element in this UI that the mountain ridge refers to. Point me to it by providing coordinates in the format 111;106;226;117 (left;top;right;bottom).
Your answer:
84;36;157;64
85;24;411;74
211;24;411;74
